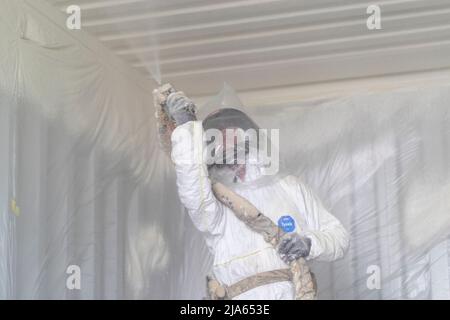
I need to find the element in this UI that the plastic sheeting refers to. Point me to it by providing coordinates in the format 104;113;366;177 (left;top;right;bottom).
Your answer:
252;87;450;299
1;0;450;299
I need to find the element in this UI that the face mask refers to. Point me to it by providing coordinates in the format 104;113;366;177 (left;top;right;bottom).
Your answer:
209;165;242;185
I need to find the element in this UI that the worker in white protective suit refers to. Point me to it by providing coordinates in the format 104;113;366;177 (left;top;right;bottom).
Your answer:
164;91;349;300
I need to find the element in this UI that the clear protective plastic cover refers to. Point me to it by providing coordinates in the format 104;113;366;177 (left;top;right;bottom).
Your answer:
1;0;450;300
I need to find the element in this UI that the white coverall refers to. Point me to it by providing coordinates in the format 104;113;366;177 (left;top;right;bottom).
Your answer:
171;121;349;300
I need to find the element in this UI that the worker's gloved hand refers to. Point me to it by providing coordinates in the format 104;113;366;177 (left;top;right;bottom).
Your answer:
165;91;197;126
278;233;312;263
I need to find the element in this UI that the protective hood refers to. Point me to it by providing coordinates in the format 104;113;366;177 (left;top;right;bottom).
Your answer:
202;108;281;189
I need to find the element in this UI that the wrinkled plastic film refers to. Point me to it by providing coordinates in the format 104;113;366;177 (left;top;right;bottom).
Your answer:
1;0;450;300
254;88;450;299
180;84;450;299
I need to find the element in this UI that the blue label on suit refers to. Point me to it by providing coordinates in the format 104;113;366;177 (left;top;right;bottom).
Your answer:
278;215;295;232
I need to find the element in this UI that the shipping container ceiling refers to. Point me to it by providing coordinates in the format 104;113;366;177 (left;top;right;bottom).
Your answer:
47;0;450;99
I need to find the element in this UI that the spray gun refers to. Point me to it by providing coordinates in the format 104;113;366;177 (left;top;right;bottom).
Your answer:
153;83;199;154
153;83;176;114
153;83;177;154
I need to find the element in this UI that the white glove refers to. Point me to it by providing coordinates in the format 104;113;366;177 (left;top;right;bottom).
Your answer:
165;91;197;126
278;233;312;263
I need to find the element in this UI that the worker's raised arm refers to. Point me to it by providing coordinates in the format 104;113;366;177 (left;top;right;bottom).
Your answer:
167;95;224;237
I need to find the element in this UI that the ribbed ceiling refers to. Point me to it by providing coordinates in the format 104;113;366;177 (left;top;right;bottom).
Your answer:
47;0;450;97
